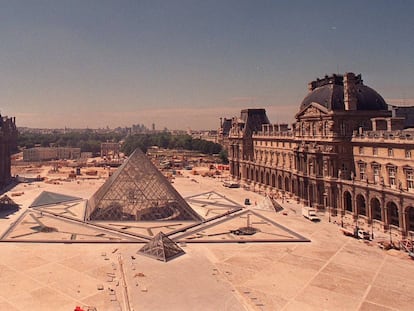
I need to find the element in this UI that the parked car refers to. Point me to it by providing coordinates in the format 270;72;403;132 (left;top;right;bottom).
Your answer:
357;230;371;240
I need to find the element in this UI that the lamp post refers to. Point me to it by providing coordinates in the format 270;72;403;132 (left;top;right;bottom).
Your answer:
371;221;374;240
323;192;329;222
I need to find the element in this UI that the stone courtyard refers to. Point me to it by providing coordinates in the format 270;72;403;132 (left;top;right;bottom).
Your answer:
0;166;413;310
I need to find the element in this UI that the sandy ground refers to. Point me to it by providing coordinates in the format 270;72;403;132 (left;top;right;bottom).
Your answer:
0;166;414;310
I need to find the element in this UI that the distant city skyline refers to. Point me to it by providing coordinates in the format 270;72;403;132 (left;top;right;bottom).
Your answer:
1;1;414;130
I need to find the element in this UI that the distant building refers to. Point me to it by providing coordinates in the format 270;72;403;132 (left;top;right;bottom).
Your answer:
101;142;121;158
0;115;17;187
218;117;232;149
227;72;414;237
23;147;81;162
389;105;414;129
80;152;93;159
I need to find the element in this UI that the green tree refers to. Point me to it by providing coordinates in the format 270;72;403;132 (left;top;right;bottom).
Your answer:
219;149;229;164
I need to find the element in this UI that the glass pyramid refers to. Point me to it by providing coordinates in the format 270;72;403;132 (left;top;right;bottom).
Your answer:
85;148;202;222
30;191;82;208
138;231;185;262
0;195;19;210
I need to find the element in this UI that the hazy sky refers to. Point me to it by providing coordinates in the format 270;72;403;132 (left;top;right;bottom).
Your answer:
1;0;414;130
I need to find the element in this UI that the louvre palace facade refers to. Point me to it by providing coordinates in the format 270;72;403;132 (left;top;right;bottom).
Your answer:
225;72;414;237
0;114;17;188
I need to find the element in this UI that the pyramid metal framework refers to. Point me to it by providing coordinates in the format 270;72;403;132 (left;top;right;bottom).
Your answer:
30;191;82;208
138;231;185;262
85;148;202;222
0;195;19;210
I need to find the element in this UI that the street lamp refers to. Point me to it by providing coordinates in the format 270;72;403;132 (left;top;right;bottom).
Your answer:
323;192;329;222
371;221;374;240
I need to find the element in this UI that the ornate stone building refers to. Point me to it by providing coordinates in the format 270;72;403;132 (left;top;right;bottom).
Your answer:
0;115;17;188
23;147;81;162
227;72;414;237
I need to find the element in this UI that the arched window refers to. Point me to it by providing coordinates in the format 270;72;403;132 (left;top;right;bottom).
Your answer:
370;198;381;221
356;194;366;216
387;202;399;226
284;176;290;192
344;191;352;212
407;207;414;231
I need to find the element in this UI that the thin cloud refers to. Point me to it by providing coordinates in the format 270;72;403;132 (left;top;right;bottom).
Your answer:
228;97;257;104
15;103;298;130
386;98;414;106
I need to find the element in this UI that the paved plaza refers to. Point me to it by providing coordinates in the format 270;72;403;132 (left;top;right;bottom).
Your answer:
0;168;413;310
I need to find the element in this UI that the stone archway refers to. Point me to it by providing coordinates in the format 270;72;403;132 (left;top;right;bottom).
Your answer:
387;201;399;227
356;194;366;216
291;179;296;196
308;184;314;205
284;176;290;193
298;180;304;198
344;191;352;212
330;187;338;216
370;197;382;221
406;206;414;232
277;175;283;190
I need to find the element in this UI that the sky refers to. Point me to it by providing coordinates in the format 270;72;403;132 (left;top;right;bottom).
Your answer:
0;0;414;130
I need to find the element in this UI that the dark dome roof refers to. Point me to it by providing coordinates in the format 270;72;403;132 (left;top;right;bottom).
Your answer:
300;74;388;111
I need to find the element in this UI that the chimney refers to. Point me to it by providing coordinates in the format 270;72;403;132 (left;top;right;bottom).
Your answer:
344;72;358;110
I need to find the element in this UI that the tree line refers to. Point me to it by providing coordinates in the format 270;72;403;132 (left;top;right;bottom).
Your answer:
121;133;223;155
17;131;228;162
17;130;123;154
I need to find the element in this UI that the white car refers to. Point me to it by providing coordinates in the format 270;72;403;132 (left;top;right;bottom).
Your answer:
357;230;371;240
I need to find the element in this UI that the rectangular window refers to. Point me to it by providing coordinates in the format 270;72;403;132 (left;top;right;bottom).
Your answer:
373;166;380;184
359;163;366;180
406;150;411;158
359;146;364;154
388;167;396;186
407;170;414;190
340;122;346;136
388;148;394;157
373;147;378;155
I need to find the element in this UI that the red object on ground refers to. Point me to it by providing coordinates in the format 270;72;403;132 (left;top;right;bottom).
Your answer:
74;307;85;311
